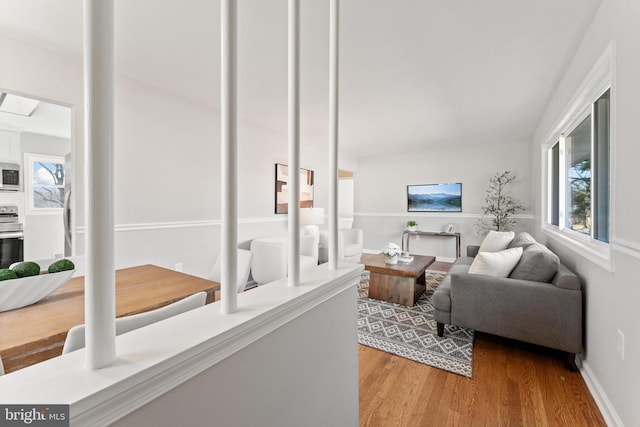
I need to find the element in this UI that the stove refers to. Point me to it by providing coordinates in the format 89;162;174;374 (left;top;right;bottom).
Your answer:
0;205;24;268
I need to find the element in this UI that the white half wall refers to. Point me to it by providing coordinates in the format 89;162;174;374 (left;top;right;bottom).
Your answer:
0;264;363;427
113;268;360;427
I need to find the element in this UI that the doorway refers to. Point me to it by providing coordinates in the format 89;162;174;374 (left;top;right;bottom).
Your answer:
338;169;355;219
0;91;73;261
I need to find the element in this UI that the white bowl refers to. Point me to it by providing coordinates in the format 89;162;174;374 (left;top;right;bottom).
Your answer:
0;269;76;312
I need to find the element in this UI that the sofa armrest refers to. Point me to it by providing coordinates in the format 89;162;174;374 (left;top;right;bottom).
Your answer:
466;245;480;257
450;273;582;354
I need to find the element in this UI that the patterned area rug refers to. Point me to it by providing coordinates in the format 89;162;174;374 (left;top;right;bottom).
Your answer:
358;270;475;378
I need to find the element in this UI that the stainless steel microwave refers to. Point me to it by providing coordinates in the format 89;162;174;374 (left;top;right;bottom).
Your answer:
0;162;20;191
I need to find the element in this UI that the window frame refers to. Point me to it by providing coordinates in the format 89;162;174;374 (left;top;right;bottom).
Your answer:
540;42;614;271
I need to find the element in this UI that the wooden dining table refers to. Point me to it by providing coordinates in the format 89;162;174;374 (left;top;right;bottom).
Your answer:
0;264;220;374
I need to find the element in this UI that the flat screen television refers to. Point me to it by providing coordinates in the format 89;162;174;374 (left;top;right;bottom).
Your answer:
407;183;462;212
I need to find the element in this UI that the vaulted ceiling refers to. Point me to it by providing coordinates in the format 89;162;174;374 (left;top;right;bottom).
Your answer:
0;0;602;158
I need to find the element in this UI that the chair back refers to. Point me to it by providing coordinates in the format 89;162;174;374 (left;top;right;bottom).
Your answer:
209;249;252;293
250;237;287;285
300;233;320;261
62;291;207;354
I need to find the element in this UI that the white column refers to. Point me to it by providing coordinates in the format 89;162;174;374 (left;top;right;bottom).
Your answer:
83;0;116;370
328;0;339;269
288;0;301;286
221;0;238;313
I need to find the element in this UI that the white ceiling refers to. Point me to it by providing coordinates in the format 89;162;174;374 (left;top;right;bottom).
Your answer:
0;97;71;139
0;0;603;158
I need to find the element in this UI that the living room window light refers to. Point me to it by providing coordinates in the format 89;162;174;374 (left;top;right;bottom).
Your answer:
541;43;613;270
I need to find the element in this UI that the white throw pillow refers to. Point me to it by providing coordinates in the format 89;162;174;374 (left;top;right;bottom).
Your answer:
468;247;523;278
478;230;515;253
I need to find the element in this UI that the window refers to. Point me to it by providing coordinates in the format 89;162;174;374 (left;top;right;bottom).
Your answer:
543;43;614;270
25;153;66;214
547;89;610;243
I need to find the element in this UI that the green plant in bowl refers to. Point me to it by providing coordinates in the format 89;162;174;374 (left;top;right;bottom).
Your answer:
11;262;41;278
0;269;17;281
48;259;75;273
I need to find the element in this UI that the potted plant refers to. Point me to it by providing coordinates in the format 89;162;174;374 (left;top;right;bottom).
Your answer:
383;243;402;264
476;171;524;234
406;220;418;232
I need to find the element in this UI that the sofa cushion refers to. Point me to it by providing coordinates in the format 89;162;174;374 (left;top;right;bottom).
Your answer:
508;232;537;249
478;230;515;252
509;242;559;283
468;247;523;278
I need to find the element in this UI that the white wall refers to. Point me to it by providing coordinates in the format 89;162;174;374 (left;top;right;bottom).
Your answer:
1;34;359;278
339;178;354;217
354;142;531;258
531;1;639;425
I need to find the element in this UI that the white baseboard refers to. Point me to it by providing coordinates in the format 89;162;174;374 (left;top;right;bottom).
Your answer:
578;355;625;427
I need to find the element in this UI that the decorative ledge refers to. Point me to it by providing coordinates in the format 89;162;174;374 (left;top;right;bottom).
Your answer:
75;216;289;234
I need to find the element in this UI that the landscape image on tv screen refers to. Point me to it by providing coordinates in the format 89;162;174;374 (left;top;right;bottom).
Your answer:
407;183;462;212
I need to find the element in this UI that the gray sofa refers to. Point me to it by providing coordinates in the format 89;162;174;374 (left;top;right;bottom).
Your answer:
433;232;582;370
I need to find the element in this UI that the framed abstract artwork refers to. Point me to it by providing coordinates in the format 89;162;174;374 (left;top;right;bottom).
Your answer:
275;163;314;214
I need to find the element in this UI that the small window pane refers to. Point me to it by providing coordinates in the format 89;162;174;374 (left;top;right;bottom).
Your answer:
594;90;610;242
565;116;591;235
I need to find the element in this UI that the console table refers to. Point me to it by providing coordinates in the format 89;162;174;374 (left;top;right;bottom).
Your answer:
401;230;461;258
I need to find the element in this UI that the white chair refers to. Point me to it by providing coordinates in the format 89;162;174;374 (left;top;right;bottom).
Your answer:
62;291;207;354
250;234;320;285
208;248;253;293
300;233;320;270
319;228;363;263
250;237;288;285
0;355;4;376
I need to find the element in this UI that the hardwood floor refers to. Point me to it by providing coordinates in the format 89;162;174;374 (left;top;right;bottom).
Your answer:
358;256;606;426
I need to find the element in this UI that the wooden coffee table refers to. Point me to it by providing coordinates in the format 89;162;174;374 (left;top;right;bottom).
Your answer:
364;254;436;307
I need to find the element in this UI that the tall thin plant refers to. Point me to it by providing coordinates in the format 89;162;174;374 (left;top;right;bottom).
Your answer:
476;171;524;234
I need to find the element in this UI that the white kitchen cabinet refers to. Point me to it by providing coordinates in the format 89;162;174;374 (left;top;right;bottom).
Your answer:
0;129;21;163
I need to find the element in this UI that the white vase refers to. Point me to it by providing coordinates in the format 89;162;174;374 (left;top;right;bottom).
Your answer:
385;254;398;265
407;226;417;232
